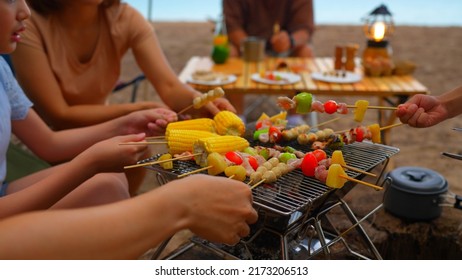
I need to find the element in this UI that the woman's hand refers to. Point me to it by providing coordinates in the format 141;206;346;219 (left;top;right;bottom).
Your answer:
119;108;178;136
78;134;148;173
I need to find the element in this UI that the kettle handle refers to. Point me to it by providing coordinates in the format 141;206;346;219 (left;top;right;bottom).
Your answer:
454;194;462;210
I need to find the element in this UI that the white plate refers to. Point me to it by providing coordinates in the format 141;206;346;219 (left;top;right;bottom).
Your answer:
187;74;237;86
311;71;362;84
251;71;301;85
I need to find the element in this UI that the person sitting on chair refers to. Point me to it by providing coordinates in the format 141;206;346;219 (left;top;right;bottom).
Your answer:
223;0;315;58
11;0;236;130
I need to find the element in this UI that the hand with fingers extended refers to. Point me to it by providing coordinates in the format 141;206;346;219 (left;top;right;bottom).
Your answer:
77;134;149;173
119;108;178;136
166;175;258;245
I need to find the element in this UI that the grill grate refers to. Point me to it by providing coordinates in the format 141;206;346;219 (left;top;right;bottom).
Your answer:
143;141;398;216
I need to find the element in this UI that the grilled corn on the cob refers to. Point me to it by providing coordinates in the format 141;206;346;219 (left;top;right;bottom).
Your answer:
193;135;249;166
213;110;245;136
166;118;216;133
166;129;218;155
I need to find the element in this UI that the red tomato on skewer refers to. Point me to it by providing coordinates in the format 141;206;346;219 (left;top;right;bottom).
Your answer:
312;149;327;162
225;151;243;165
247;156;259;171
355;127;364;142
301;152;318;177
324;100;338;114
268;126;282;143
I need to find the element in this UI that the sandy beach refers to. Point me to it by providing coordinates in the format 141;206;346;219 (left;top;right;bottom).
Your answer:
112;22;462;258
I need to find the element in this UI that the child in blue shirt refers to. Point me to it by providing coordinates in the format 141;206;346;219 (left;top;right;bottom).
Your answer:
0;0;257;259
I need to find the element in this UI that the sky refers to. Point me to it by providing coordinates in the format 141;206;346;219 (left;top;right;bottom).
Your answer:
124;0;462;26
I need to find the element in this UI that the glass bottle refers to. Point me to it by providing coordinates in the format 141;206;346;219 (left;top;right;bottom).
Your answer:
211;14;230;64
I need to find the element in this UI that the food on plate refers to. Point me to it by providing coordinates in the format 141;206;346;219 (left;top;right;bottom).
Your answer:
213;110;246;136
362;57;394;77
259;71;288;82
192;87;225;109
191;70;230;82
322;70;348;78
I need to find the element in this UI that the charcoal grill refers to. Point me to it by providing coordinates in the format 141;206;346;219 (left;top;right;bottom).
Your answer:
143;140;399;260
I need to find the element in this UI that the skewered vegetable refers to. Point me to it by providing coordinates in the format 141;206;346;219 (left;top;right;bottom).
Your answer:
225;151;243;165
213;110;246;136
165;129;218;155
166;118;216;133
158;153;173;170
368;123;381;143
193;135;249;166
206;152;229;175
225;165;247;181
326;164;348;189
331;150;346;166
353;100;369;122
293;92;312;114
301;152;318;177
192;87;225;109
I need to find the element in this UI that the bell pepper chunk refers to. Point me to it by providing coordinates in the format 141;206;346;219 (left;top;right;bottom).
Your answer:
353;100;369;122
331;150;346;166
207;152;228;176
294;92;313;114
326;164;348;189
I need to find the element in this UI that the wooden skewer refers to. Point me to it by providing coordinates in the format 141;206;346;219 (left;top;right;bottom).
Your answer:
339;174;382;191
119;141;167;145
250;179;266;190
145;136;165;140
124;153;201;169
228;174;235;180
341;164;376;177
346;104;397;110
177;166;212;178
380;122;404;131
311;117;341;129
176;104;194;116
334;122;403;134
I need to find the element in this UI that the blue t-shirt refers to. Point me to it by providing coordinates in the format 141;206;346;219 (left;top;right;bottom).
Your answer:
0;57;33;184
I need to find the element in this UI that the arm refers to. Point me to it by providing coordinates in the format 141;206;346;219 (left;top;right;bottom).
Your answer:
224;0;247;57
396;85;462;127
11;45;166;129
0;134;148;218
0;175;258;259
12;108;176;163
131;30;235;117
271;0;314;55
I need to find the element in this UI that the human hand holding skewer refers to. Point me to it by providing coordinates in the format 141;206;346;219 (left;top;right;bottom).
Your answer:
177;87;226;115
